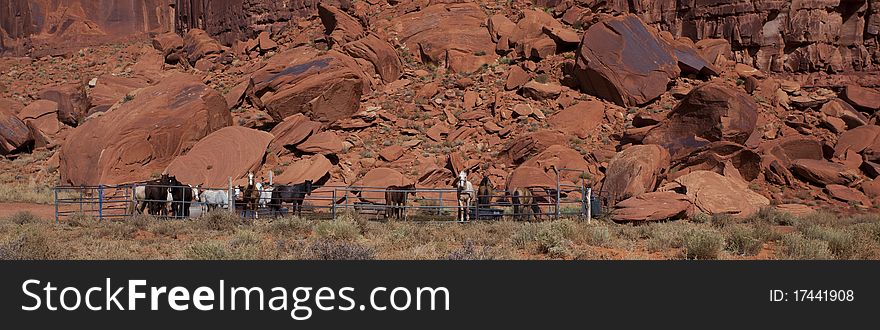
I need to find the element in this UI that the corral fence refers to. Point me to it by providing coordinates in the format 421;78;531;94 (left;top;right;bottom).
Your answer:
53;169;605;223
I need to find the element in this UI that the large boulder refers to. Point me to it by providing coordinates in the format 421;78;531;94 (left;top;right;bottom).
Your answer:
600;144;670;205
507;165;556;190
843;85;880;112
790;159;861;186
274;155;334;185
353;168;413;204
673;171;770;217
389;3;497;73
251;47;367;123
87;75;152;115
574;14;679;106
834;125;880;161
165;126;272;188
521;145;598;183
40;83;90;126
548;100;605;139
296;131;343;155
0;106;31;154
183;28;225;66
643;82;758;156
612;191;692;222
17;100;64;148
58;73;231;185
318;4;402;84
268;114;322;155
500;130;567;164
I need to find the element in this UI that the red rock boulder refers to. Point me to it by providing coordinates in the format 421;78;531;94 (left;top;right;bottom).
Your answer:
600;144;670;205
296;131;343;155
274;155;334;185
165;126;272;188
612;191;692;222
843;85;880;112
268;114;322;155
390;3;497;73
548;100;605;139
574;14;679;106
790;159;861;186
644;82;758;157
40;83;90;126
673;170;769;217
0;106;31;154
353;168;414;204
58;73;231;185
251;47;368;123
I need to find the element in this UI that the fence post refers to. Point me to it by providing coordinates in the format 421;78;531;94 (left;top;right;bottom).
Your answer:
98;185;104;222
331;188;337;219
555;171;561;220
54;187;59;224
228;177;235;215
588;187;594;223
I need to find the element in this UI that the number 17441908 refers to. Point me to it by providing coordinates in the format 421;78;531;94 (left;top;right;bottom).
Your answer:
770;289;854;302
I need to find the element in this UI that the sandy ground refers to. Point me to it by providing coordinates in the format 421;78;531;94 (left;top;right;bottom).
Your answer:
0;202;56;220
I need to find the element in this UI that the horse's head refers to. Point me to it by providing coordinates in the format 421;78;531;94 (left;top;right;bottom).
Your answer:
480;175;492;187
247;172;254;185
403;183;417;196
304;180;314;194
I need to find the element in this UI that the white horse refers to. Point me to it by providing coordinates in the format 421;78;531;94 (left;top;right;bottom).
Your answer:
200;189;229;212
256;182;273;209
456;171;474;222
130;185;174;216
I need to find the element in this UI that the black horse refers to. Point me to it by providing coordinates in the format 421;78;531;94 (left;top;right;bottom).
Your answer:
385;183;416;220
270;180;314;217
139;174;172;216
168;175;193;218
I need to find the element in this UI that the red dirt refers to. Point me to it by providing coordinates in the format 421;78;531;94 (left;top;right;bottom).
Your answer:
0;202;56;221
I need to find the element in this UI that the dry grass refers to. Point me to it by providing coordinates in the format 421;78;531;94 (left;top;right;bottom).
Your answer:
0;208;878;260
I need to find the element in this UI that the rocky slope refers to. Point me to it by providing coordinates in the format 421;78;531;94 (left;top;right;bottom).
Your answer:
2;0;880;221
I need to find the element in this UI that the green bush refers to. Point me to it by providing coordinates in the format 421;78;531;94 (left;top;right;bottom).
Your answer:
682;228;723;260
781;233;833;260
314;219;360;241
725;224;763;256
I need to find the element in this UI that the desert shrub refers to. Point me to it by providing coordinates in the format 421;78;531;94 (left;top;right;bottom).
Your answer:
799;225;868;260
265;217;312;236
511;223;539;249
781;233;833;260
725;224;763;256
536;224;571;258
748;207;796;226
66;212;95;227
7;211;39;225
583;225;612;247
0;229;57;260
645;221;689;252
314;219;360;241
710;213;735;229
682;228;723;260
185;241;232;260
128;214;153;230
308;239;375;260
690;212;710;224
197;211;243;231
446;240;498;260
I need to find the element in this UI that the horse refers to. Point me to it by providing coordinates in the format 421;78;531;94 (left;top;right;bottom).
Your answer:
167;175;194;218
269;180;314;217
385;183;416;220
455;171;474;222
200;189;229;212
256;181;273;209
476;176;494;219
511;187;542;221
238;172;260;218
136;174;173;216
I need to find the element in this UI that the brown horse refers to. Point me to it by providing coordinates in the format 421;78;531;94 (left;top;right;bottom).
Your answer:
476;176;494;219
385;184;416;220
511;187;542;221
239;172;259;218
